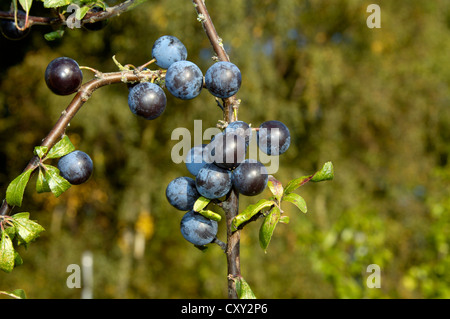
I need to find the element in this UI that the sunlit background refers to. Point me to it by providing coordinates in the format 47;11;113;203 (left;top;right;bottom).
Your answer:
1;0;449;298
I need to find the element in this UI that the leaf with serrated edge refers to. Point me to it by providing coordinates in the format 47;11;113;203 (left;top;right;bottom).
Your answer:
46;135;75;159
0;232;15;273
44;165;71;197
232;199;275;231
311;161;334;182
193;196;211;212
12;212;45;245
235;276;256;299
267;175;283;201
198;210;221;222
259;206;281;253
36;167;51;193
6;169;34;207
283;192;307;213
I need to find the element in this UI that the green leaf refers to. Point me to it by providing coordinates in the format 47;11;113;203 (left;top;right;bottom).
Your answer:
259;206;281;253
279;215;290;224
0;232;15;273
33;146;48;159
193;196;211;212
283;175;313;195
18;0;33;15
36;167;51;194
44;165;71;197
311;161;334;182
12;212;45;245
234;276;256;299
232;199;275;231
197;210;222;222
6;169;34;207
0;289;27;299
282;193;307;213
42;0;70;8
46;135;75;159
44;29;64;41
267;175;283;202
76;6;90;21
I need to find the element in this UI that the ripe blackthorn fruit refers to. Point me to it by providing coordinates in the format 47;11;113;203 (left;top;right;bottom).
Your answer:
45;57;83;96
57;150;93;185
165;61;203;100
185;144;208;177
180;210;218;246
128;82;166;120
225;121;252;147
0;17;30;40
152;35;188;69
196;163;232;199
232;159;268;196
257;120;291;156
166;176;200;211
83;6;109;31
208;131;246;170
205;61;242;98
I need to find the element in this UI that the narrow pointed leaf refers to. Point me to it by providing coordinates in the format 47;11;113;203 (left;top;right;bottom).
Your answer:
232;199;275;231
44;165;71;197
198;209;221;222
0;232;15;273
12;212;45;245
6;169;34;207
283;175;314;195
267;175;283;202
36;167;51;193
46;135;75;159
259;206;281;252
0;289;27;299
235;276;257;299
283;192;307;213
311;161;334;182
193;196;211;212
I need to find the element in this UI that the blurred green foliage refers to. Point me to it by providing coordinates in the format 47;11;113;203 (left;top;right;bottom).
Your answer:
1;0;449;298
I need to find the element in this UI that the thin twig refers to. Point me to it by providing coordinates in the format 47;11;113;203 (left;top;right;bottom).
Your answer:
0;63;162;217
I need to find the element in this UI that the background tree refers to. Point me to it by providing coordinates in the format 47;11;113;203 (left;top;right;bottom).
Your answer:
1;0;449;298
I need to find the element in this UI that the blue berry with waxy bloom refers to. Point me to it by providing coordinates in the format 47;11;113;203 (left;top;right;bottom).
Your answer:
185;144;209;177
57;150;93;185
195;163;232;199
205;61;242;99
166;176;201;211
152;35;188;69
180;210;218;246
165;61;203;100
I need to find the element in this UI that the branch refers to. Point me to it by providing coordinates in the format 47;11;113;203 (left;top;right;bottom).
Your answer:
192;0;239;124
192;0;241;299
0;0;148;27
0;64;164;217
